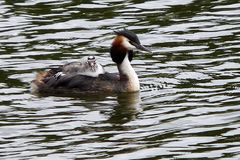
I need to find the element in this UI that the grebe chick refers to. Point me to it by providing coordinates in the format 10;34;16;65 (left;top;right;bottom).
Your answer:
31;29;151;94
59;56;105;77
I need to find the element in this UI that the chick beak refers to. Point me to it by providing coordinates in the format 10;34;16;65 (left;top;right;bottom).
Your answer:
87;60;96;71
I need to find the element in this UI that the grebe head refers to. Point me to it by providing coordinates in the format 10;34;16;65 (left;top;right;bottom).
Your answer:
110;29;151;64
87;56;96;67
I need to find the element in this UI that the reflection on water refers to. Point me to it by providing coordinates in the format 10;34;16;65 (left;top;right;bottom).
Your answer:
108;92;141;124
0;0;240;159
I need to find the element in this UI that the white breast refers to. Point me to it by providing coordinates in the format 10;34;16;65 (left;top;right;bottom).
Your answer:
118;53;140;92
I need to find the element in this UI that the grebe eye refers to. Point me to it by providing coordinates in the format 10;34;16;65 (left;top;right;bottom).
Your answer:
129;41;134;45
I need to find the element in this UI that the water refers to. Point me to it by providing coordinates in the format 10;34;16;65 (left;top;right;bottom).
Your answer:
0;0;240;159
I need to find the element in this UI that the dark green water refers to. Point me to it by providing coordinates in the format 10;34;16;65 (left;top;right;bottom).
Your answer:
0;0;240;159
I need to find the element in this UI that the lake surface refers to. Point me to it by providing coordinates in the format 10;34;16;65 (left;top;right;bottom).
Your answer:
0;0;240;159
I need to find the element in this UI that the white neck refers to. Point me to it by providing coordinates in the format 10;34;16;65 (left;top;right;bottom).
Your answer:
117;53;140;92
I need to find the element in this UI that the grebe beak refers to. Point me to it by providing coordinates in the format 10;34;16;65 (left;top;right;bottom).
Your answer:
136;44;151;53
131;41;152;53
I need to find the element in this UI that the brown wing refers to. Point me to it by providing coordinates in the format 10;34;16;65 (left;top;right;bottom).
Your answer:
40;72;122;93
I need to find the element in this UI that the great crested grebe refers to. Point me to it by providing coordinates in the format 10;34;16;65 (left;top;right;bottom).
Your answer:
31;29;151;93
